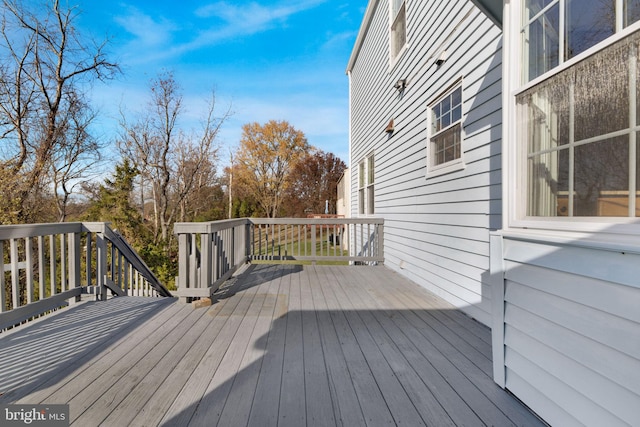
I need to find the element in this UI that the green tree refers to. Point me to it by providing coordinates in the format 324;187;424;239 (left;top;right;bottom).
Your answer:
83;160;177;289
83;159;147;245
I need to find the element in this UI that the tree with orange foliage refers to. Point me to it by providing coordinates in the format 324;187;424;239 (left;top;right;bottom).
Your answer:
235;120;309;218
282;150;346;217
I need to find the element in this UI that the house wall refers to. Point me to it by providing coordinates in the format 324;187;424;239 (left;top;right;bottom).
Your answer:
336;168;350;219
348;0;502;326
491;233;640;426
489;1;640;424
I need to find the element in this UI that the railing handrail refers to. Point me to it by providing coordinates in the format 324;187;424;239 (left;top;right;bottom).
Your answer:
249;217;384;225
0;222;84;240
174;218;250;234
104;227;172;298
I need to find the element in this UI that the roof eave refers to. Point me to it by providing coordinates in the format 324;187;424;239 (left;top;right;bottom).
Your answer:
346;0;380;74
470;0;503;28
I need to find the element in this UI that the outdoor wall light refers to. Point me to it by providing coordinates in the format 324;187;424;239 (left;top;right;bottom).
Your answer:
394;78;407;91
435;50;448;66
385;118;395;134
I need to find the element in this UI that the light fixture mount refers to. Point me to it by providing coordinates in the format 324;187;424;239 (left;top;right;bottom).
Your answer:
394;78;407;91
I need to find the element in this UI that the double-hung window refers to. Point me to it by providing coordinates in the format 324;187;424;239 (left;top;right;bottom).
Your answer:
390;0;407;61
518;1;640;219
358;154;375;215
428;82;464;175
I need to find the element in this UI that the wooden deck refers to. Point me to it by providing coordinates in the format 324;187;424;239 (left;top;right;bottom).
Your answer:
0;264;544;426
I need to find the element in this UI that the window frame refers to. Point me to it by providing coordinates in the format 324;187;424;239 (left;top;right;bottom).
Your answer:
389;0;408;66
358;154;375;216
426;80;466;178
521;0;640;84
504;0;640;236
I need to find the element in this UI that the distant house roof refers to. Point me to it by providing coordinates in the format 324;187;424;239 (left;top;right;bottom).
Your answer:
346;0;502;74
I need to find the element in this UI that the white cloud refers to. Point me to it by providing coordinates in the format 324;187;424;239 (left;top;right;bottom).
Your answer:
114;6;177;48
181;0;327;53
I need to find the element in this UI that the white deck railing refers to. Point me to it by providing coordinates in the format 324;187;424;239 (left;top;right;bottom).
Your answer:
174;217;384;302
0;222;171;331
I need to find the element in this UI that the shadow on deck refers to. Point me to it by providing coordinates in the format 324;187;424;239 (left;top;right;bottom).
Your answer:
0;264;544;427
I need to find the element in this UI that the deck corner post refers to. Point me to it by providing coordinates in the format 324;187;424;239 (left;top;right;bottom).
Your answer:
489;232;506;388
378;221;384;265
96;232;108;301
244;219;251;260
177;233;191;302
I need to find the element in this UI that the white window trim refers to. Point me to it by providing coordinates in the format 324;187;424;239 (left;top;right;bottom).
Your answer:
503;1;640;236
426;80;466;178
358;153;375;216
389;0;408;69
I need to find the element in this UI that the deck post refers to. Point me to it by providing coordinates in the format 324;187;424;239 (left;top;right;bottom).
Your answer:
177;233;190;303
96;231;108;301
0;241;5;312
377;223;384;265
490;232;506;388
68;232;82;303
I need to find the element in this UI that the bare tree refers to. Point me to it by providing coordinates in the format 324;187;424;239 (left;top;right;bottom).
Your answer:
119;72;231;243
49;91;104;221
0;0;118;223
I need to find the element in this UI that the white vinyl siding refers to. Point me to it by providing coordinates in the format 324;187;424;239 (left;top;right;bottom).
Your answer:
348;0;502;325
492;234;640;427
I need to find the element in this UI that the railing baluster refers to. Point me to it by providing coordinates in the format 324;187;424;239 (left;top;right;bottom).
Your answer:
38;236;45;300
60;234;67;292
189;233;197;293
201;231;212;290
10;239;19;309
85;232;92;289
50;235;57;296
0;241;5;312
26;237;34;304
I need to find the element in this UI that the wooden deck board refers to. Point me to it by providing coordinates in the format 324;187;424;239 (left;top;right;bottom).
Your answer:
246;268;289;427
0;264;545;427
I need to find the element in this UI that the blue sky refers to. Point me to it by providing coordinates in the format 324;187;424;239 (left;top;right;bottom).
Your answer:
77;1;367;166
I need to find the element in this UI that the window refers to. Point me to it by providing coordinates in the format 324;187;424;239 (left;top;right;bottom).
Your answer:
428;83;464;174
390;0;407;61
522;0;640;82
358;154;375;215
519;28;640;217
